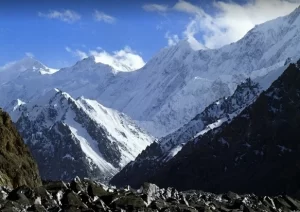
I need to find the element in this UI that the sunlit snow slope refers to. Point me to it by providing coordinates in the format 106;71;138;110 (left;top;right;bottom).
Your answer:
10;89;152;182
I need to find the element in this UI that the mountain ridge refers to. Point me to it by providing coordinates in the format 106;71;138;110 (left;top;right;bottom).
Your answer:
146;60;300;196
10;89;153;182
2;7;300;137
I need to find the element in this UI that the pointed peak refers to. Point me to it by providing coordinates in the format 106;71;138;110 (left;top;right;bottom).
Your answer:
83;55;96;62
158;37;206;58
27;89;75;109
181;37;207;51
5;99;26;111
0;56;44;72
75;56;96;66
51;88;72;100
19;56;44;66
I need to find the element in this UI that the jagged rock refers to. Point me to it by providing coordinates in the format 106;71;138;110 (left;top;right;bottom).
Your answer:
33;186;56;209
27;204;47;212
69;177;84;193
1;201;25;212
0;177;300;211
150;199;169;210
43;181;67;192
222;191;241;202
283;195;300;210
87;181;108;198
0;109;42;189
7;186;34;205
110;193;146;211
61;189;86;209
141;183;161;205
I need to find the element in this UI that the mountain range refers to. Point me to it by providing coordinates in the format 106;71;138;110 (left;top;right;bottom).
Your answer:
1;5;300;196
2;7;300;138
111;59;300;197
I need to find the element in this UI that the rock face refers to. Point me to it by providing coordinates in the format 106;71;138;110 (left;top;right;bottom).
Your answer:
9;89;152;182
110;79;262;188
0;109;41;188
1;178;300;212
146;61;300;197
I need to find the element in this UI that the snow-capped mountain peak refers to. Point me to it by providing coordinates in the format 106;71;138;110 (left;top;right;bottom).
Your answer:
1;56;43;72
10;89;153;182
14;56;58;75
0;56;58;84
72;55;138;73
60;56;117;75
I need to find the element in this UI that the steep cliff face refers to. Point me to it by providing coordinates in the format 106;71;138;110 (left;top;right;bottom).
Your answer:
0;109;42;188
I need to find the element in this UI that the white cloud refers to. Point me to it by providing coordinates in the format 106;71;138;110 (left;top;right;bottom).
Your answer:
93;10;116;23
143;4;169;12
25;52;34;58
173;0;300;49
75;50;88;60
165;32;180;46
65;46;145;71
173;0;203;14
65;46;88;59
65;47;72;52
38;10;81;23
91;46;145;71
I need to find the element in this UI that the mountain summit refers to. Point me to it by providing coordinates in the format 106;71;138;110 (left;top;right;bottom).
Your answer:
0;56;58;84
10;89;153;182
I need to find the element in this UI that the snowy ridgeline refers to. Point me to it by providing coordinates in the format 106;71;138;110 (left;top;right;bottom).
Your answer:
117;60;291;172
110;59;300;189
8;89;153;182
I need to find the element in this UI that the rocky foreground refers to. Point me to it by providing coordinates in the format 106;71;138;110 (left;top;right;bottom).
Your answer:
0;178;300;212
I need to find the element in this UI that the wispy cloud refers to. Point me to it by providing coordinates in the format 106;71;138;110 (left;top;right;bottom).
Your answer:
143;4;169;12
65;46;145;71
165;32;179;46
65;47;88;59
173;0;202;14
25;52;34;58
38;10;81;23
93;10;116;23
168;0;300;50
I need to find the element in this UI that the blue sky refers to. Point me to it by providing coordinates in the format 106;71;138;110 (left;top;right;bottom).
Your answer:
0;0;299;69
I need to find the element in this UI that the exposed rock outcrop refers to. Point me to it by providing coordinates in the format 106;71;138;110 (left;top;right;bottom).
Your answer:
0;109;41;188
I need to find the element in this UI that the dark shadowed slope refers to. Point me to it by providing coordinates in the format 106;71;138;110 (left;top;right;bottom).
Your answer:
110;78;261;188
149;61;300;197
